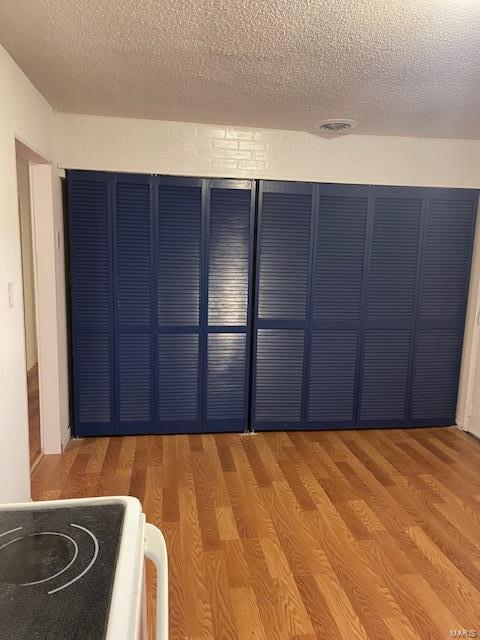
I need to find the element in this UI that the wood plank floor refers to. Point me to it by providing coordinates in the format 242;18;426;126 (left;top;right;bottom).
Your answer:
27;363;41;468
31;427;480;640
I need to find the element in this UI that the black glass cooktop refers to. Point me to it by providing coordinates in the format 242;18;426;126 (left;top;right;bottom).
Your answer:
0;504;125;640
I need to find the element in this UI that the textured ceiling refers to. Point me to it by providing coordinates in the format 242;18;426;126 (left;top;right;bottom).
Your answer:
1;0;480;138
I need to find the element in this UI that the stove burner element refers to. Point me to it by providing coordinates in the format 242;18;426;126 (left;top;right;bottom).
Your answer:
48;524;99;595
0;531;77;586
0;524;98;595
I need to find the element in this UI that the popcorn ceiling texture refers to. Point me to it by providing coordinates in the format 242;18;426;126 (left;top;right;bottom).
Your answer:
1;0;480;139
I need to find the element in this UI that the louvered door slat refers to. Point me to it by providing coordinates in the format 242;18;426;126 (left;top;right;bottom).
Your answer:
255;329;305;425
258;191;312;320
116;180;151;325
158;334;199;429
208;188;251;326
70;179;111;325
207;333;246;425
367;197;422;324
412;330;463;421
360;330;411;422
157;184;201;325
419;197;475;325
314;194;368;322
118;334;150;423
308;331;357;424
76;333;112;424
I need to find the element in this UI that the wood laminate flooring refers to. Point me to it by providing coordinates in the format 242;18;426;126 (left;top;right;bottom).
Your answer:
27;363;41;468
31;427;480;639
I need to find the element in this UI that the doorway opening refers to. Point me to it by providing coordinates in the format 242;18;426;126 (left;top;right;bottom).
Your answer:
16;153;42;469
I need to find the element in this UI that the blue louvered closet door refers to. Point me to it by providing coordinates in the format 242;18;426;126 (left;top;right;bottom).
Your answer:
307;184;369;428
156;176;203;433
68;172;115;436
411;189;477;425
254;181;477;431
114;174;153;434
155;176;254;433
358;187;477;428
252;181;315;429
358;187;424;426
206;180;255;431
253;182;371;430
69;171;476;436
69;172;254;436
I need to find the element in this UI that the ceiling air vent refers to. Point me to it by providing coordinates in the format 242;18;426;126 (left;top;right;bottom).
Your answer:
315;119;358;137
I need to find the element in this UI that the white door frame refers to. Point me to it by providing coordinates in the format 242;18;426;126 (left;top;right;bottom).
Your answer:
15;137;64;457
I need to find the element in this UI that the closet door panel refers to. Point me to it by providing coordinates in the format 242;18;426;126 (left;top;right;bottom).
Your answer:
358;190;423;426
156;178;203;433
115;175;153;433
411;191;477;425
69;171;114;436
206;180;254;431
253;182;314;429
307;185;368;427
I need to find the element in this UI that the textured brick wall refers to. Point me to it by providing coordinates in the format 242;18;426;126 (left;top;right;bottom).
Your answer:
55;113;480;188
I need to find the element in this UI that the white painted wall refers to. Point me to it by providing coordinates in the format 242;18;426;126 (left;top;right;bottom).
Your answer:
0;44;67;502
16;155;37;371
55;113;480;188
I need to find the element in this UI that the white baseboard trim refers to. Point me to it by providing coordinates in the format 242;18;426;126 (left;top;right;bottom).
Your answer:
61;425;71;452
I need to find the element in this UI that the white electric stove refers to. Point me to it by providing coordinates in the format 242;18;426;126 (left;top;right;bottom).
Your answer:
0;496;168;640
